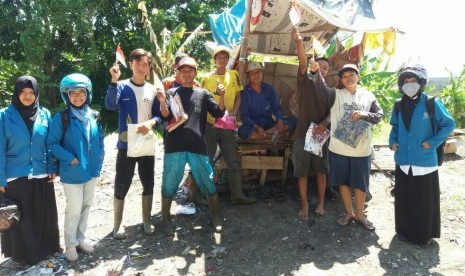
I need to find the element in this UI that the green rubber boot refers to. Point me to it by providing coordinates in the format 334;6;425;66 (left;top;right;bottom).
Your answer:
161;197;174;236
142;194;155;235
229;172;256;205
113;197;127;240
207;194;223;233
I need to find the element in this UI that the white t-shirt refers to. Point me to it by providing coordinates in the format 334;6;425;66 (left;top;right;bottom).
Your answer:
127;81;156;124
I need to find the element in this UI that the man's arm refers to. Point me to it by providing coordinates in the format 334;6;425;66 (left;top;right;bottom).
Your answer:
292;28;307;76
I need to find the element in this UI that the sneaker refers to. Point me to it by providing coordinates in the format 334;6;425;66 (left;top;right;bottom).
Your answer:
65;247;78;262
78;242;94;254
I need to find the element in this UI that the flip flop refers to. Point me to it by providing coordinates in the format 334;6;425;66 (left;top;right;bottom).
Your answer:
337;215;353;226
355;218;375;230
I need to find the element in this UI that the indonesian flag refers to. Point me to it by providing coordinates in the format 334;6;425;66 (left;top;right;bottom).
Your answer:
115;45;127;68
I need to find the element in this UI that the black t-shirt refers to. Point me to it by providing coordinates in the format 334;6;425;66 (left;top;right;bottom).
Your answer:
164;86;224;155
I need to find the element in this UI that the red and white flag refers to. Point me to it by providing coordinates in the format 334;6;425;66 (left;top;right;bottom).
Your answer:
115;45;127;68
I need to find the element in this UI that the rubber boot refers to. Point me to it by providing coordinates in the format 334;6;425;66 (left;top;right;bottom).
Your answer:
207;194;223;233
113;197;127;240
188;174;208;206
229;171;256;205
161;197;174;236
142;194;155;235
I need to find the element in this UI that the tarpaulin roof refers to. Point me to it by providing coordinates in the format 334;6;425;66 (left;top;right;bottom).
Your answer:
209;0;396;56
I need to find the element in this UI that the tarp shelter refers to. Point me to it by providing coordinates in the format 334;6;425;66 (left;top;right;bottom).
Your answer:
208;0;399;117
209;0;396;56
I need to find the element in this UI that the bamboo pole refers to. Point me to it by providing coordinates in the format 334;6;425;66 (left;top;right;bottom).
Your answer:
238;0;253;84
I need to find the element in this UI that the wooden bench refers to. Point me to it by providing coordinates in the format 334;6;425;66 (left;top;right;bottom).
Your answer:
218;139;293;187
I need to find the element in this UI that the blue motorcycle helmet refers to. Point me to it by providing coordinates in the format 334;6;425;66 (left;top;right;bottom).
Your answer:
59;73;93;105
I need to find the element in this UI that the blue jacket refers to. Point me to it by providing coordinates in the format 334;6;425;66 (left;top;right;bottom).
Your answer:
47;110;105;184
105;79;162;149
389;94;455;166
0;105;57;186
241;82;284;128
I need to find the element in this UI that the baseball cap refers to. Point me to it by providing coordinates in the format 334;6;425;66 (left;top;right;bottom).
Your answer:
338;64;359;78
177;57;197;70
246;61;263;72
213;45;231;58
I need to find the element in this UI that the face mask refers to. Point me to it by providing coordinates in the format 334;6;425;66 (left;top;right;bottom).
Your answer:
402;82;420;97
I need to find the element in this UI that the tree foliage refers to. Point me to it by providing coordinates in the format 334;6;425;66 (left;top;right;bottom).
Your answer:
441;66;465;128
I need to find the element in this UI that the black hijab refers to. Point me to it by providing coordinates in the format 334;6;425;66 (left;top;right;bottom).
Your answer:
12;76;40;133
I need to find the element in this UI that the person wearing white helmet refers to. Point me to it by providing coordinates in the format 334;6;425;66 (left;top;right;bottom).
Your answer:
48;73;105;261
201;45;256;205
0;76;60;266
389;64;455;245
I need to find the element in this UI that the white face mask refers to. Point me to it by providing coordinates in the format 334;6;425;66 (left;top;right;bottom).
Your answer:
402;82;420;97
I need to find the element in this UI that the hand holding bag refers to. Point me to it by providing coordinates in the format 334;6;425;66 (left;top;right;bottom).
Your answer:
127;124;156;157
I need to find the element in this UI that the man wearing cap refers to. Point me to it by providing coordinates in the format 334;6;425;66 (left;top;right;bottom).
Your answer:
238;61;294;140
161;57;226;234
162;52;200;91
299;42;384;230
201;45;255;205
291;28;334;220
162;53;203;206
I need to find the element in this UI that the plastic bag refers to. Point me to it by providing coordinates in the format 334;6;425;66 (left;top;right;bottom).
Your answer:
212;113;236;130
127;124;156;157
304;122;330;157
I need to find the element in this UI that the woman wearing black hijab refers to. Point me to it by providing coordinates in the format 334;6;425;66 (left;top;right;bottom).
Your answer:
0;76;60;266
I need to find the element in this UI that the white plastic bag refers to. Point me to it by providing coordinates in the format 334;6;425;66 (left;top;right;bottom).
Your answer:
304;122;330;157
127;124;156;157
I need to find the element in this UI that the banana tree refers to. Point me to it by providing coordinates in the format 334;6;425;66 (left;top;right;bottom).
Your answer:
138;1;204;79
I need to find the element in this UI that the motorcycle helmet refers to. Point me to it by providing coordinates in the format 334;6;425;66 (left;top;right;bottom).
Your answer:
398;64;428;90
0;195;20;233
59;73;93;104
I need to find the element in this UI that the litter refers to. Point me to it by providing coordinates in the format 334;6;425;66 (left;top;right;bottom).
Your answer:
175;203;196;215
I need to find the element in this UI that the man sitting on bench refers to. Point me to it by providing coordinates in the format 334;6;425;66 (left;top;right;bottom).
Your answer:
238;62;296;141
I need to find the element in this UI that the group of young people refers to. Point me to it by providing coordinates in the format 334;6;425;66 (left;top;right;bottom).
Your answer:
0;29;455;267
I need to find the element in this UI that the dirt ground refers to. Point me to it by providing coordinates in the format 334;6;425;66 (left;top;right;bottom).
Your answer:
1;133;465;275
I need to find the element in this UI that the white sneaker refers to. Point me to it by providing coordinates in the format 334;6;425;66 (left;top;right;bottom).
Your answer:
78;242;94;254
65;247;78;262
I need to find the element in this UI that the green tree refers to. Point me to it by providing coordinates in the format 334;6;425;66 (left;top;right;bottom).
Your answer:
441;66;465;128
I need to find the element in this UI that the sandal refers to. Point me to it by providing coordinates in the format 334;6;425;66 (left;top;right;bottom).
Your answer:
355;218;375;230
337;215;353;226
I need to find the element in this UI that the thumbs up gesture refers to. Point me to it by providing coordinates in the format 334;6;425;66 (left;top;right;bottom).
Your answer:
215;79;226;96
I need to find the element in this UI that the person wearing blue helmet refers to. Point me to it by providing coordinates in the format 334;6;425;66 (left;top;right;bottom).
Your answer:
389;64;455;245
0;76;60;266
47;73;105;261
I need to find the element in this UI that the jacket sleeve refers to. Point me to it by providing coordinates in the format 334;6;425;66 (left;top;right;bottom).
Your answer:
361;98;384;124
47;113;76;167
98;120;105;173
44;109;58;174
388;107;399;148
239;92;256;127
269;85;284;120
206;92;225;119
151;97;162;125
105;83;120;110
424;98;456;149
0;112;7;186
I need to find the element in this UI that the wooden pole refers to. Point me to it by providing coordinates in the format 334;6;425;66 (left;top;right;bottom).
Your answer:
238;0;253;84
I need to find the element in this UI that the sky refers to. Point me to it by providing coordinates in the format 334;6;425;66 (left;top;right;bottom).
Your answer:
373;0;464;77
